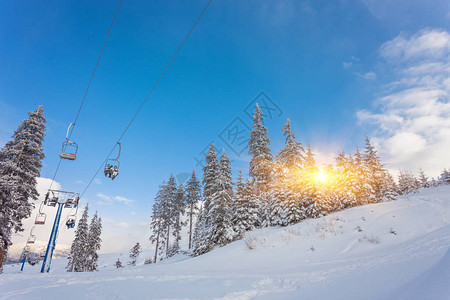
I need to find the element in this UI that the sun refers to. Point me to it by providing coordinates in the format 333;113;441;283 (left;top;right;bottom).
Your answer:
314;168;329;184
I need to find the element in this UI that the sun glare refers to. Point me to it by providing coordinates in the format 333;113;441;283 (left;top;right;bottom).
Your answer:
314;168;329;184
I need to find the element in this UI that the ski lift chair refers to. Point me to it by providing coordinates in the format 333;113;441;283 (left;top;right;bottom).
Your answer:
35;213;46;225
66;218;76;229
24;246;30;253
104;142;121;180
60;123;78;160
64;196;79;209
27;235;36;244
47;197;58;207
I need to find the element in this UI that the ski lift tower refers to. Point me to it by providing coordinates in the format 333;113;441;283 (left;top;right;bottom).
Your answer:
40;190;79;273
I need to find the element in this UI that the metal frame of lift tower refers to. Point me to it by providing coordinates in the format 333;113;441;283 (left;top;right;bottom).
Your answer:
40;190;79;273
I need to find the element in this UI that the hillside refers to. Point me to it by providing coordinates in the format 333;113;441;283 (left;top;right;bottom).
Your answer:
1;186;449;300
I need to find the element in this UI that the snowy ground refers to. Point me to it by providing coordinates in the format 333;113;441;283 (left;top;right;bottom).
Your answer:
1;186;449;299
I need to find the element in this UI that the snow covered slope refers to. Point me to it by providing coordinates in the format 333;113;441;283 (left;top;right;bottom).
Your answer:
1;186;449;300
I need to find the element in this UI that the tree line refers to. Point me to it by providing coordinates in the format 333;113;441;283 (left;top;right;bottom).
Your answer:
149;103;450;260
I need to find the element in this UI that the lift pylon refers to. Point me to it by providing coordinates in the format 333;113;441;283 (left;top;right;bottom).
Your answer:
40;190;79;273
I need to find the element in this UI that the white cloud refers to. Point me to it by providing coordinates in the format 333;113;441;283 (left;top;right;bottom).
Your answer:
380;29;450;62
355;71;377;80
114;196;134;207
357;29;450;177
342;61;353;69
95;192;134;207
96;192;111;202
116;222;130;228
93;178;102;185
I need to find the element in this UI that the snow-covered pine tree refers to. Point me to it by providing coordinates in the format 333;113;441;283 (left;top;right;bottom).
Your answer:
150;182;168;263
418;169;430;188
276;119;304;171
0;106;46;272
163;175;178;257
232;174;260;238
115;259;123;268
270;120;306;226
193;144;219;256
67;204;90;272
397;170;419;195
352;147;370;205
231;171;246;238
86;212;102;272
301;144;318;218
202;144;219;225
209;150;234;247
248;103;273;191
128;242;141;266
185;170;201;249
363;138;395;202
168;184;185;257
439;169;450;185
192;205;210;256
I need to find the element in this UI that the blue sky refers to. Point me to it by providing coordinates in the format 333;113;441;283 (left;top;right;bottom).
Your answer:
1;0;449;252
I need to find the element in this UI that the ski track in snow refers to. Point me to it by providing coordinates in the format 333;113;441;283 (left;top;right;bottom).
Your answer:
1;186;449;300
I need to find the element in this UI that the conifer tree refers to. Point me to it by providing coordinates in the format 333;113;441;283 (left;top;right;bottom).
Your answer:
301;144;318;217
418;169;430;188
363;138;394;202
185;170;201;249
397;170;419;195
248;103;273;190
115;259;123;268
67;204;89;272
193;144;219;255
169;184;185;257
0;106;46;271
209;150;234;246
192;205;210;256
276;119;304;170
86;212;102;272
439;169;450;185
163;175;178;256
150;182;167;263
202;144;219;224
128;242;141;266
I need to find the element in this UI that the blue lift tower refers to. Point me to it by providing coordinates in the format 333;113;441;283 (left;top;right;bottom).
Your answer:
40;190;79;273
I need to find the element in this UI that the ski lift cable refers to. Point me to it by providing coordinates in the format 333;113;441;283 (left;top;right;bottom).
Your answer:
79;0;214;198
68;0;123;138
47;0;123;191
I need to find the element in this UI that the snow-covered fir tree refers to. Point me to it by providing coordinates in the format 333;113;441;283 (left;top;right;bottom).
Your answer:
163;175;178;257
248;103;273;191
67;204;90;272
418;169;430;188
86;212;102;272
168;184;185;257
193;144;219;255
185;170;202;249
202;144;219;224
128;242;141;266
115;259;123;268
192;205;208;256
0;106;46;272
275;119;304;170
300;144;318;218
150;182;168;263
439;169;450;185
397;170;420;195
231;171;259;239
363;138;395;202
209;150;234;246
